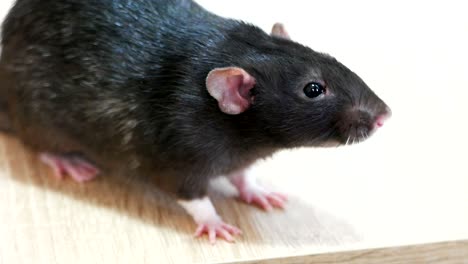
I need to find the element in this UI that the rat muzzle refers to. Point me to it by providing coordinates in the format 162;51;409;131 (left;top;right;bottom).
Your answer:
338;104;391;144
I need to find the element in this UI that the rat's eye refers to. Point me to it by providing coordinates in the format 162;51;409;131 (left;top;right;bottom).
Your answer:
303;82;325;98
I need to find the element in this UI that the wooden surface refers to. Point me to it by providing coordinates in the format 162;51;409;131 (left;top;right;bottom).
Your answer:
1;0;468;263
236;241;468;264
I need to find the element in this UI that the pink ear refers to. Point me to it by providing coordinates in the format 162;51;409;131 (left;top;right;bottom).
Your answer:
271;23;291;39
206;67;256;115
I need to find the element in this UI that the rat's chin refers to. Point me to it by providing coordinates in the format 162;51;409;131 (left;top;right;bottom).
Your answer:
339;132;374;146
316;132;373;148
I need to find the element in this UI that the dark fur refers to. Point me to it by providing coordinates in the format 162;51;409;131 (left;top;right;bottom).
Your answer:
0;0;389;199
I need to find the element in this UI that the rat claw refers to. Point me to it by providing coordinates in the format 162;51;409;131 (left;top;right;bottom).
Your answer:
218;229;234;242
266;194;286;209
222;223;242;235
272;192;288;201
194;221;242;243
208;228;216;244
252;195;272;211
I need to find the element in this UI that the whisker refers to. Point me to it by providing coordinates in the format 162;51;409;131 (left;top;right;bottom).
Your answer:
360;130;365;143
353;126;359;145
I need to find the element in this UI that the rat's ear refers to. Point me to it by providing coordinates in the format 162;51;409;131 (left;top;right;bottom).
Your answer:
271;23;291;39
206;67;256;115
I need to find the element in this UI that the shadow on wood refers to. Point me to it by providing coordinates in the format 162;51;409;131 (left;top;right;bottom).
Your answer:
0;133;359;245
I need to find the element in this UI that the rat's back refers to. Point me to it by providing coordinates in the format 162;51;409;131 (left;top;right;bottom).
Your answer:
1;0;217;73
0;0;226;163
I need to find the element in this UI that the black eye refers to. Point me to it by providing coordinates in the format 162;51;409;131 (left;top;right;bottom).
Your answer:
303;82;325;98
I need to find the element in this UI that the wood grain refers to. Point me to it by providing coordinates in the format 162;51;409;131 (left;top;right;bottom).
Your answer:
234;241;468;264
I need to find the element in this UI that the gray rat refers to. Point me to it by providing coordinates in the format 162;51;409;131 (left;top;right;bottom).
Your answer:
0;0;391;243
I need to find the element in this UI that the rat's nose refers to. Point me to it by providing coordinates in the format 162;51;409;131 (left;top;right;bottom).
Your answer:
338;105;391;144
374;106;392;128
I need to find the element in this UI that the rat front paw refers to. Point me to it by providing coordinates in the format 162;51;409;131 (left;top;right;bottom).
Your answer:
238;188;288;211
194;220;242;244
178;197;242;244
230;174;288;211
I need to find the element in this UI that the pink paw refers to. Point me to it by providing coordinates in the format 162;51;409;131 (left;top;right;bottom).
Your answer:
238;189;288;211
40;153;99;182
231;175;288;211
194;221;242;244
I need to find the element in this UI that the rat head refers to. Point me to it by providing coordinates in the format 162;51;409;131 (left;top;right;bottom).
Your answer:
206;23;391;147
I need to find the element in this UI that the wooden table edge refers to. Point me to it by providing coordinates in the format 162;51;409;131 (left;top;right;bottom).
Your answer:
224;240;468;264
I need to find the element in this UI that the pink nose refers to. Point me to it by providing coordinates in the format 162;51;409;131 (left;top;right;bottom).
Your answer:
375;107;392;128
376;116;385;127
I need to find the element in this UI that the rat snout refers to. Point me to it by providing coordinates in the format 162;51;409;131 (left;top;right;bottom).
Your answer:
338;108;373;144
374;106;392;128
338;105;391;144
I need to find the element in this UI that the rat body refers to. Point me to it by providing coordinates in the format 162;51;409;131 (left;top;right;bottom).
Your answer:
0;0;390;242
